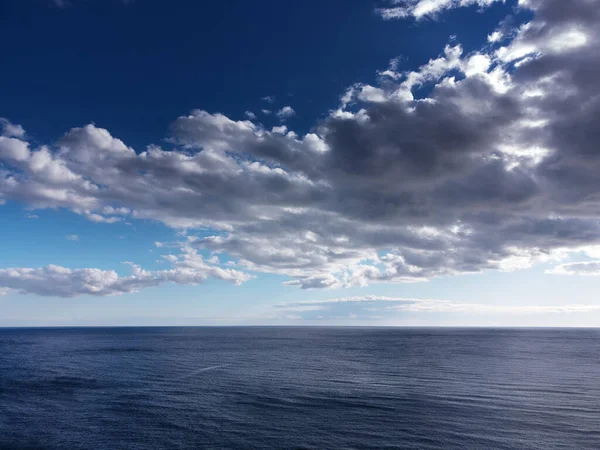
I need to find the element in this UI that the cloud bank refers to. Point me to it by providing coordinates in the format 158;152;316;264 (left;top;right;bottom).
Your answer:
0;246;251;297
275;295;600;321
2;0;600;294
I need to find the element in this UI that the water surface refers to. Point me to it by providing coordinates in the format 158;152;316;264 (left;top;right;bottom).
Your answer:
1;327;598;449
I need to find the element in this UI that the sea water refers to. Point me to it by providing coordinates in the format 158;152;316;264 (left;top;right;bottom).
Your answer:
1;327;598;449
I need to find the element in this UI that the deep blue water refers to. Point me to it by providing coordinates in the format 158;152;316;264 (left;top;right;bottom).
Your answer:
0;327;599;449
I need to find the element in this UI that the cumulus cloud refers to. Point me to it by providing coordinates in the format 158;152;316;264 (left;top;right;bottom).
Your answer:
488;30;504;42
276;106;296;120
0;246;251;297
2;0;600;290
0;136;30;161
1;118;25;138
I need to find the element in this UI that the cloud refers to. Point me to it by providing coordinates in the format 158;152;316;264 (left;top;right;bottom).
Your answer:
0;136;30;161
65;234;79;241
276;106;296;120
376;0;504;20
2;0;600;290
0;118;25;138
0;246;252;297
244;111;256;120
261;96;275;103
488;30;504;43
547;261;600;276
275;296;600;320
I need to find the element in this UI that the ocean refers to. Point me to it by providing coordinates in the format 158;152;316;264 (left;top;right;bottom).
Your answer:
0;327;598;449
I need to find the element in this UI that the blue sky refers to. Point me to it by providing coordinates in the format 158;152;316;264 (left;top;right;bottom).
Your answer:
1;0;600;326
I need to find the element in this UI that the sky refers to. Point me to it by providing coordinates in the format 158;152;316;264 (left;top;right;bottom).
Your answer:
1;0;600;326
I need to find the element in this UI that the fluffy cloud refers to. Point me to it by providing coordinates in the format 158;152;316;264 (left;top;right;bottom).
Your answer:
276;106;296;120
2;0;600;290
0;137;30;161
0;246;251;297
0;118;25;138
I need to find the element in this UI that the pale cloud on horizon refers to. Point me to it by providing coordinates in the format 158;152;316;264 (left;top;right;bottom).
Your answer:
274;295;600;321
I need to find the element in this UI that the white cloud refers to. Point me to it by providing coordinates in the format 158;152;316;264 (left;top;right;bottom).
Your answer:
463;53;491;76
0;246;252;298
271;125;287;134
547;261;600;276
357;85;388;103
244;111;256;120
65;234;79;241
488;30;504;42
276;296;600;320
377;0;504;20
0;136;30;161
0;118;26;138
276;106;295;120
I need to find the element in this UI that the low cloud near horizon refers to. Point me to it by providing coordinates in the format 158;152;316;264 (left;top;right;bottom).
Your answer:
274;296;600;322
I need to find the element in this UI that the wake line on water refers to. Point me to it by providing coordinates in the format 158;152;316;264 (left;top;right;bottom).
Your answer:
174;364;231;380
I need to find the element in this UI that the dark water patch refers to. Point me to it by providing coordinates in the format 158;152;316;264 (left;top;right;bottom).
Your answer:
0;375;106;395
72;346;157;354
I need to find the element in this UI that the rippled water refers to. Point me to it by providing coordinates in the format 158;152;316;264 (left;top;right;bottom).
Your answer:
1;327;599;449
